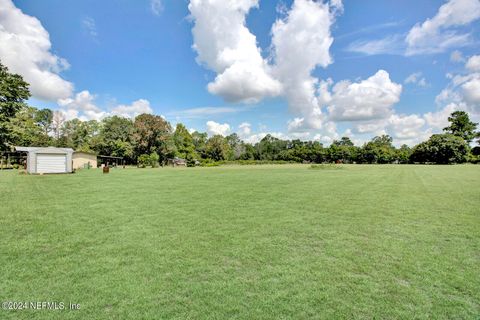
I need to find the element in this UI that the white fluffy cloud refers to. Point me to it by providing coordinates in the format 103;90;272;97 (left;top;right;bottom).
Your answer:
0;0;73;101
206;120;231;136
462;77;480;106
111;99;153;118
188;0;340;130
271;0;336;129
188;0;282;103
58;91;153;121
465;55;480;72
386;114;426;141
238;122;252;137
405;0;480;55
433;58;480;115
424;103;460;129
327;70;402;121
58;91;106;121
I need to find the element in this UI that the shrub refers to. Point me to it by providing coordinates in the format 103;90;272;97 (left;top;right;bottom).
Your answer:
137;154;150;168
150;152;159;168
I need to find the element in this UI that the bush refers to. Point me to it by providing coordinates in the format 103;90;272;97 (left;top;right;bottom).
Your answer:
137;154;150;168
150;152;159;168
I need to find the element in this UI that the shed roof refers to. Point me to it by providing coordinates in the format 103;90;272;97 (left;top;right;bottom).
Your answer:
15;146;74;154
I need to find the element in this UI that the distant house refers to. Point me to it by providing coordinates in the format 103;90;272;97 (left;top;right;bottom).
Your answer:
15;146;73;174
73;151;97;169
167;157;187;167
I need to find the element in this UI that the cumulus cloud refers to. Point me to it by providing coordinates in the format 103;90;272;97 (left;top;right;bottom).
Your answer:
188;0;341;130
111;99;153;118
188;0;282;103
271;0;336;129
58;91;153;121
327;70;402;121
386;114;427;142
238;122;252;137
0;0;73;101
433;58;480;115
206;120;231;136
462;77;480;106
465;54;480;72
424;103;460;129
58;91;107;121
405;0;480;55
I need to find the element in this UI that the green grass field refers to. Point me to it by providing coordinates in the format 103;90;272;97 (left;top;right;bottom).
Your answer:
0;165;479;319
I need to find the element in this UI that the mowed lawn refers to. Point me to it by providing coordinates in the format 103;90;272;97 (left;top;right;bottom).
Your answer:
0;165;479;319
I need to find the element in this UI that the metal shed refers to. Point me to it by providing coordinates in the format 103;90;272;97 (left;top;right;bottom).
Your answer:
15;146;74;174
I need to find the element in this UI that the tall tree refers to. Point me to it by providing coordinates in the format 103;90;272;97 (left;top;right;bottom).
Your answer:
411;134;468;164
35;108;53;136
360;135;396;164
192;131;208;159
57;119;99;151
9;106;50;147
0;62;30;150
225;133;245;160
173;124;197;164
206;135;230;161
333;136;354;147
94;116;134;161
256;134;287;160
443;111;478;143
133;114;175;163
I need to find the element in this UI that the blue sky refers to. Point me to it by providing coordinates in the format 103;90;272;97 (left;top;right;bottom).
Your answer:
2;0;480;145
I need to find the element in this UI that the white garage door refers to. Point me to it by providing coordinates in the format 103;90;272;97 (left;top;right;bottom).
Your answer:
36;154;67;173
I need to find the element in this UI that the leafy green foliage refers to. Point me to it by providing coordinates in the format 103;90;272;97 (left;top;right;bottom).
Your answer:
411;134;468;164
35;108;53;136
443;111;478;143
0;62;30;150
133;114;175;164
8;106;51;147
359;135;396;164
205;135;230;161
173;123;197;165
150;152;160;168
137;154;151;168
94;116;134;161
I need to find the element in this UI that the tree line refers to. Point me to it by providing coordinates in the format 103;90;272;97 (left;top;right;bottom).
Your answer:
1;62;479;166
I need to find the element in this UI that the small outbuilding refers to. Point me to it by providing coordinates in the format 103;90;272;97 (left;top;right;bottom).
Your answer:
73;151;97;169
15;146;74;174
167;157;187;167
